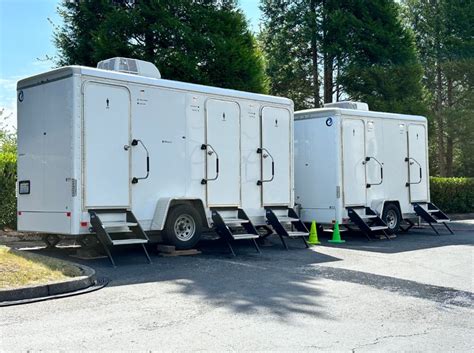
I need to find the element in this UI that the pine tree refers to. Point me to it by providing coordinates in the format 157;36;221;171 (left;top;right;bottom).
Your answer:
260;0;424;113
54;0;267;93
339;0;424;114
404;0;474;176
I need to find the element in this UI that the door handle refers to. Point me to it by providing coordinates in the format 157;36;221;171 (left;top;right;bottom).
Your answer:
257;147;275;185
201;144;219;184
131;139;150;184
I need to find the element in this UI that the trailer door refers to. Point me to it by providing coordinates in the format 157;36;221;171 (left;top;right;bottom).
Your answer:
83;82;131;209
261;107;291;206
205;100;240;206
407;124;429;202
342;119;366;206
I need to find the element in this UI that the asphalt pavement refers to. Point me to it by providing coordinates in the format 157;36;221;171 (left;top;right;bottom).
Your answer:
1;222;473;351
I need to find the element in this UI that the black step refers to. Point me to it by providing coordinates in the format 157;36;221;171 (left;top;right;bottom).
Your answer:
412;202;453;235
89;210;151;267
347;207;390;241
265;207;309;249
211;208;261;256
111;239;148;246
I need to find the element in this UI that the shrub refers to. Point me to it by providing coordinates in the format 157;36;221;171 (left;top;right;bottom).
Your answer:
0;152;16;229
430;177;474;214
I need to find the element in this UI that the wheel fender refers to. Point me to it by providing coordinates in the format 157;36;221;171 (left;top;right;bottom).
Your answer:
370;199;385;216
151;197;210;230
379;200;402;217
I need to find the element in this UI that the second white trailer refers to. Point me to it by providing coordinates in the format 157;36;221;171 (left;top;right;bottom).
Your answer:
294;102;452;238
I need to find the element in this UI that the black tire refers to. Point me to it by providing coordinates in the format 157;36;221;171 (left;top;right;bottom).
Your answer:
382;203;402;234
163;204;203;250
77;234;101;248
42;234;61;248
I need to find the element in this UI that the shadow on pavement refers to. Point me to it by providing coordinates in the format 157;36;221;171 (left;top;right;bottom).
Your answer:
317;225;473;254
19;236;341;319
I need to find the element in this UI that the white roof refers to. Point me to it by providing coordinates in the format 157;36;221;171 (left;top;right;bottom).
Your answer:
17;66;293;106
295;107;427;123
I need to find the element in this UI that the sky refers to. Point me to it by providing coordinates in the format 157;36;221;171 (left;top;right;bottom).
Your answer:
0;0;262;130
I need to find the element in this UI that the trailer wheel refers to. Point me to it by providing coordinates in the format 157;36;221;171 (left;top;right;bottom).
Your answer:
77;234;101;248
163;204;202;249
42;234;61;248
382;204;401;234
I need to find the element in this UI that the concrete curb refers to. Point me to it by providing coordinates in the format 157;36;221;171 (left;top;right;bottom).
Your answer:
0;263;96;302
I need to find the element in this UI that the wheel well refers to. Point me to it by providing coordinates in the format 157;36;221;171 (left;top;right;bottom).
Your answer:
169;200;210;229
383;201;401;216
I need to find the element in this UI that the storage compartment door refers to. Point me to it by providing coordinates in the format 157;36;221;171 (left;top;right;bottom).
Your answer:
205;100;240;206
407;124;429;202
342;119;366;206
83;83;131;208
261;107;291;206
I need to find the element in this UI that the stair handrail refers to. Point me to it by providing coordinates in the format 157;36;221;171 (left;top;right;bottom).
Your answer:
364;156;383;188
201;143;219;184
131;139;150;184
405;157;422;186
257;147;275;185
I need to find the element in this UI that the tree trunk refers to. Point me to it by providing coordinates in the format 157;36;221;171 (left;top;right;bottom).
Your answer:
310;0;320;108
445;77;454;176
434;0;446;176
435;63;446;176
144;31;155;61
324;54;333;103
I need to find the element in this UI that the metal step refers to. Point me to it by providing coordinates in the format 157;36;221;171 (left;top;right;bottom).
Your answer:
103;222;137;228
287;231;309;238
347;207;390;241
111;238;149;246
325;227;348;233
369;225;389;231
275;216;299;223
363;215;378;219
412;202;453;235
211;208;261;256
88;210;151;267
222;218;250;226
264;207;309;249
232;233;260;240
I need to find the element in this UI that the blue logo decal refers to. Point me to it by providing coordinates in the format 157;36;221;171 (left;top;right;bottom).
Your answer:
326;117;333;126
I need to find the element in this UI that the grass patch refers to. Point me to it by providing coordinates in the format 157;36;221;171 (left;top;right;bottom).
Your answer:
0;246;82;289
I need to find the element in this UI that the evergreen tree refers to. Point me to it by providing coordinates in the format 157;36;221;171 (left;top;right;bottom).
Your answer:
339;0;424;114
54;0;267;93
260;0;424;113
404;0;474;176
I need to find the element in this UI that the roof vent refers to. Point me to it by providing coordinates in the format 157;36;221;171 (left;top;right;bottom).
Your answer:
97;57;161;79
324;101;369;111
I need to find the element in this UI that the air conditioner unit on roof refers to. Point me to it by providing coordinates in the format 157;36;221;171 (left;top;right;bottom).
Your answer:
97;57;161;79
324;101;369;111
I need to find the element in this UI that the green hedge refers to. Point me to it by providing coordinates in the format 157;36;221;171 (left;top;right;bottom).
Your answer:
0;153;16;229
430;177;474;214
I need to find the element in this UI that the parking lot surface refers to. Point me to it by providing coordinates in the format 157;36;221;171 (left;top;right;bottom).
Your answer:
1;223;473;351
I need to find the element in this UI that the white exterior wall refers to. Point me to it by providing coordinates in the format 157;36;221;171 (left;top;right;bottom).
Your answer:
17;67;294;235
294;115;342;224
295;108;429;225
17;75;79;233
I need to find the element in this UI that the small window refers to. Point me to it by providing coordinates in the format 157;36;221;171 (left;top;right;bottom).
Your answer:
19;180;30;195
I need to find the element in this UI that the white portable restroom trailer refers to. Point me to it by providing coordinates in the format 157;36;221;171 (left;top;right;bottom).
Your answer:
16;58;309;265
294;102;453;239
